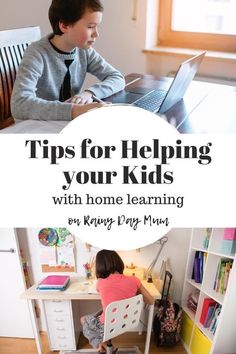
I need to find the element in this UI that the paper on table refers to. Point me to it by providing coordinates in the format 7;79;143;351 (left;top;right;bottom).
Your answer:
69;280;98;294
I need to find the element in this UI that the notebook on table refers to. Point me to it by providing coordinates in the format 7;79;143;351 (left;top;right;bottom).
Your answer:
119;52;206;114
37;275;70;290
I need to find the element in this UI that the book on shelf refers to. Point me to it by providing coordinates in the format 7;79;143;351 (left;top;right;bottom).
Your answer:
222;228;236;254
194;256;201;283
203;228;212;249
203;303;217;328
192;251;206;283
200;298;222;333
200;298;216;325
213;258;232;295
223;228;236;240
37;275;70;291
187;291;199;314
209;305;221;334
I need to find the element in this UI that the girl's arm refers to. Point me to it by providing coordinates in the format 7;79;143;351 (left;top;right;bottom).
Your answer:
137;284;154;305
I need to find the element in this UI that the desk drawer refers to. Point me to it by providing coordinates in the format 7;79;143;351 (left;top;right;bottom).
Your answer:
46;314;75;350
49;335;75;351
44;300;71;316
48;326;75;349
46;313;74;332
43;300;77;350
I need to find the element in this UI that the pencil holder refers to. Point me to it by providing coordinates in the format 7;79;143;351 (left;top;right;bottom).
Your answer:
85;269;92;279
83;262;93;279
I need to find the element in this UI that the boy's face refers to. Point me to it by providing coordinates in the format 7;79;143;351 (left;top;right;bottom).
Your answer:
60;9;103;50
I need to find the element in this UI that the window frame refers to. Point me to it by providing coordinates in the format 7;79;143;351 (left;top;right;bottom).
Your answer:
158;0;236;52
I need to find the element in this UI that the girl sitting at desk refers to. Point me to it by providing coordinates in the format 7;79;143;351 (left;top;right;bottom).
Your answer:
80;249;153;352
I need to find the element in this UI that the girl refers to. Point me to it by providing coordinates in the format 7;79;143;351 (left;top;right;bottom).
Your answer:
80;249;153;352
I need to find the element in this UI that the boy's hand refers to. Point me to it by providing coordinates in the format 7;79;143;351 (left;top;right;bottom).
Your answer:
68;91;93;104
71;102;105;119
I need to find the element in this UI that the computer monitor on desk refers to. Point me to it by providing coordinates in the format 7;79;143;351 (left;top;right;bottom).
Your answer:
109;52;206;114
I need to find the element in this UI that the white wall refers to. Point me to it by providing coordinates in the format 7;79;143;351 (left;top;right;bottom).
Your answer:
1;0;235;82
0;0;147;75
85;0;150;87
93;0;147;75
17;227;190;331
0;0;51;35
120;228;191;302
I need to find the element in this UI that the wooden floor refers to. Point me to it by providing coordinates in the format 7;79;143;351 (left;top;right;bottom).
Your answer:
0;332;187;354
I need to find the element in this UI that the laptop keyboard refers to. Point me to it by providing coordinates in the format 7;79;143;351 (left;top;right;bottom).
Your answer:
133;89;167;112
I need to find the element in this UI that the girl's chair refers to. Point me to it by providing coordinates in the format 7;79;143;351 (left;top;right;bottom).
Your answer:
60;294;144;354
103;294;143;354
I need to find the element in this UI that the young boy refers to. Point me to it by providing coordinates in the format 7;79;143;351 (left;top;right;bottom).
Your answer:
11;0;125;121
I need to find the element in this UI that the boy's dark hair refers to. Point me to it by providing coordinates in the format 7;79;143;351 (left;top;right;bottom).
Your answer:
49;0;104;35
95;250;124;279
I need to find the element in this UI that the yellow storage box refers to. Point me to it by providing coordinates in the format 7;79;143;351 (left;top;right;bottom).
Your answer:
181;311;194;346
190;327;212;354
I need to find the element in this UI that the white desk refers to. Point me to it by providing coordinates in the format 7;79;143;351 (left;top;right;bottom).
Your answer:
21;277;161;354
0;119;68;133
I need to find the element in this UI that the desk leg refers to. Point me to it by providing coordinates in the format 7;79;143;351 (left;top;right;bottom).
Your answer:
144;304;154;354
27;299;43;354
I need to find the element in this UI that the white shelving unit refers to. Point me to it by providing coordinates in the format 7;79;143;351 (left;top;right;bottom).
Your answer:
181;228;236;354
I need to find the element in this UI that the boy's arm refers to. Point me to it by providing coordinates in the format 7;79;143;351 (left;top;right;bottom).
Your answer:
137;284;155;305
11;45;103;121
85;48;125;99
11;48;72;121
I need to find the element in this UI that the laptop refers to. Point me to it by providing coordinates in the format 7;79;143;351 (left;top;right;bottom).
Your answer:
123;52;206;114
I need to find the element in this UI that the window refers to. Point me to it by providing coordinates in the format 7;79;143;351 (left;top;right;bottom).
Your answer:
158;0;236;52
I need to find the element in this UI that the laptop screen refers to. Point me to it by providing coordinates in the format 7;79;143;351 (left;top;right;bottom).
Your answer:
159;52;206;113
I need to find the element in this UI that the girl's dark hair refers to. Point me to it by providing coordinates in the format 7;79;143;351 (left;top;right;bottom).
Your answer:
49;0;104;35
95;250;124;279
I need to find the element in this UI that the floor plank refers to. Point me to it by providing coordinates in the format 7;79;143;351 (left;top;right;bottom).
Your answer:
0;332;187;354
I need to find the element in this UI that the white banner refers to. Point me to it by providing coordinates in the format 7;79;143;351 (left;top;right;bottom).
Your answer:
0;106;235;250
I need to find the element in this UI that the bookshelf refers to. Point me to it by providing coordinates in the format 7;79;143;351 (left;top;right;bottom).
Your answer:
181;228;236;354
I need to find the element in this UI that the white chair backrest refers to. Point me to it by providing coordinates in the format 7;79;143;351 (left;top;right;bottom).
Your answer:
103;294;143;342
0;26;41;48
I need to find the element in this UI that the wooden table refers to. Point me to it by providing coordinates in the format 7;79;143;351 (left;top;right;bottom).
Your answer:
106;73;236;134
2;74;236;134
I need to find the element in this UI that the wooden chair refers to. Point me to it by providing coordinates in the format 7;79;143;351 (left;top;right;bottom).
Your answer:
0;26;41;129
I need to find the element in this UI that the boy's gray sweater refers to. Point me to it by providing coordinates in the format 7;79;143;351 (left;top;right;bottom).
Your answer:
11;34;125;121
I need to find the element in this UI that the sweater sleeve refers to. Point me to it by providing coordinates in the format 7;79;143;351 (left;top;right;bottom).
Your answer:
85;48;125;98
11;46;72;121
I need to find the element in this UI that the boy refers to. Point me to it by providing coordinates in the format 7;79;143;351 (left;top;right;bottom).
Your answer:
11;0;125;121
